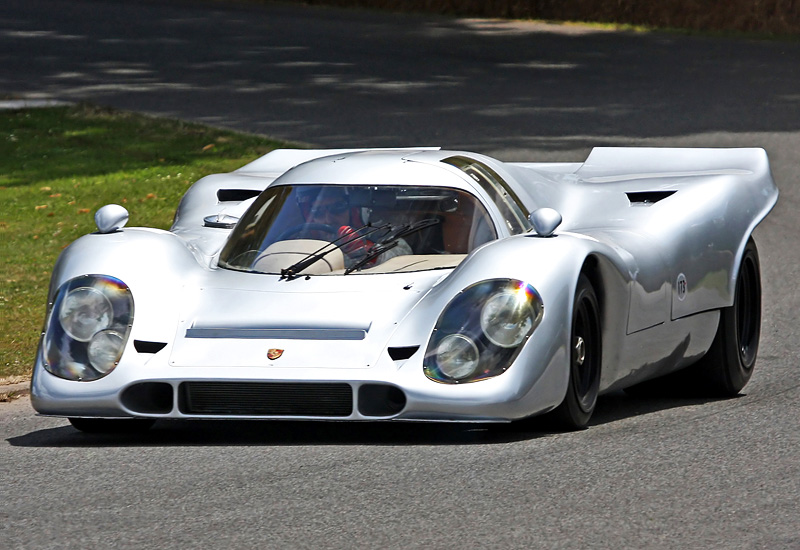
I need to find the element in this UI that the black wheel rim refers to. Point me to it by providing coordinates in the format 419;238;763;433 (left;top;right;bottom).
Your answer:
572;293;601;413
735;254;760;369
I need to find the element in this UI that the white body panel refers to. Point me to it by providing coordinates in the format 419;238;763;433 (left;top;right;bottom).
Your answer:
32;147;778;423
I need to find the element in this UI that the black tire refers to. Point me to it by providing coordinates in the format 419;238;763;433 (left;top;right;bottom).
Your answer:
68;417;156;434
548;274;602;430
692;237;761;396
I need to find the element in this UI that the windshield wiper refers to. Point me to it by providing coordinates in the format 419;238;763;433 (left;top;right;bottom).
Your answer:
344;241;400;274
383;217;440;242
280;223;390;281
344;218;441;275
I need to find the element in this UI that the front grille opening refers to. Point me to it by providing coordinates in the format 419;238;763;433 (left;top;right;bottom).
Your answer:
358;384;406;417
121;382;174;414
179;382;353;417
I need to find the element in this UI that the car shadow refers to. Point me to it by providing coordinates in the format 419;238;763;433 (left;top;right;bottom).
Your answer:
589;389;734;426
7;390;730;448
7;418;527;447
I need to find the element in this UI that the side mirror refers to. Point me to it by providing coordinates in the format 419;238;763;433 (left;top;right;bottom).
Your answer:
529;208;562;237
95;204;129;234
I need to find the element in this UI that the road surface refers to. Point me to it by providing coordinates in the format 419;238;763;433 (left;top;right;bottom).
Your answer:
2;1;799;548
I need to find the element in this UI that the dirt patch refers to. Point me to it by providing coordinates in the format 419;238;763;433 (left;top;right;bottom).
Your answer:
0;377;31;402
292;0;800;35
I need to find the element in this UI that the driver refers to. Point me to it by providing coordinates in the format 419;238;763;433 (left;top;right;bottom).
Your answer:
296;186;411;268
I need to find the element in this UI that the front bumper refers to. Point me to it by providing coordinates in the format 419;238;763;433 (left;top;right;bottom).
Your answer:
31;337;567;423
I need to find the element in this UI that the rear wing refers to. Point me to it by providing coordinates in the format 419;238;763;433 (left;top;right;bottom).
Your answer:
509;147;772;182
575;147;771;184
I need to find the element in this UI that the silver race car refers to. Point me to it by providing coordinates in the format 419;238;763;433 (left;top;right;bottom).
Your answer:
31;147;778;432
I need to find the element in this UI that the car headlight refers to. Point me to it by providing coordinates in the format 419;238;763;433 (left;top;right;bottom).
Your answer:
58;286;113;341
435;334;480;380
480;288;535;348
42;275;134;381
424;279;543;384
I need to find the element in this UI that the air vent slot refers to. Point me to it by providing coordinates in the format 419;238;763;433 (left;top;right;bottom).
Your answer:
217;189;261;202
134;340;168;354
626;191;676;205
388;346;419;360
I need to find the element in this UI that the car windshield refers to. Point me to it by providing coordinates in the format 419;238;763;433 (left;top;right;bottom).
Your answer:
218;184;498;276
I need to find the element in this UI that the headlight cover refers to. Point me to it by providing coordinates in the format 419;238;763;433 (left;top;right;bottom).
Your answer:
42;275;134;381
424;279;543;384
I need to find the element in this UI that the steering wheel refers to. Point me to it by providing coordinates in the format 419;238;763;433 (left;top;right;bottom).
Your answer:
277;223;339;241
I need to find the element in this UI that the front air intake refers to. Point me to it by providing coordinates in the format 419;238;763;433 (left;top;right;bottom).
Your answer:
121;382;174;414
178;382;353;417
358;384;406;417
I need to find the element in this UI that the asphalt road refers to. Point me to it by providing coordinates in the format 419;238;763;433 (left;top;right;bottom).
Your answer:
2;1;800;548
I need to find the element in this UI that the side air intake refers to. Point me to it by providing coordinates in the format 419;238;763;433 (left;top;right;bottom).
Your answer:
626;191;676;205
216;189;261;202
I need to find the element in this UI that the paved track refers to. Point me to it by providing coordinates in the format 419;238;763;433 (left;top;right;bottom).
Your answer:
2;1;799;548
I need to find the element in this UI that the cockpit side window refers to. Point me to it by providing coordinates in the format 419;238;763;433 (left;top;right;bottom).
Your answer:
442;156;531;235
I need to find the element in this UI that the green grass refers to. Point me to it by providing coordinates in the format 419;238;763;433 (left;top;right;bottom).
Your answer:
0;104;292;379
263;0;800;38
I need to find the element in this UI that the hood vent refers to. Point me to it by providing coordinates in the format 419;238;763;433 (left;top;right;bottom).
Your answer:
185;326;368;341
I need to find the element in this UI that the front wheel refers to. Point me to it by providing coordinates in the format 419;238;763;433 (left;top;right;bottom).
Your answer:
548;274;602;430
692;237;761;396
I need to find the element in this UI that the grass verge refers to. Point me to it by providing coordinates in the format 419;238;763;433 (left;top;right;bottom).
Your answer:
278;0;800;36
0;104;291;379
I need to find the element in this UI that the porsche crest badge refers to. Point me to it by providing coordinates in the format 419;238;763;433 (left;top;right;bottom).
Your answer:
267;348;284;360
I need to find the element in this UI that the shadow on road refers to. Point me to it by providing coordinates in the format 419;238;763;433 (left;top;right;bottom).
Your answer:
7;391;727;448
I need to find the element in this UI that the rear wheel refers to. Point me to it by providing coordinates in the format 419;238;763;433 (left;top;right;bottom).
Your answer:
68;417;156;434
692;237;761;396
549;274;602;430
